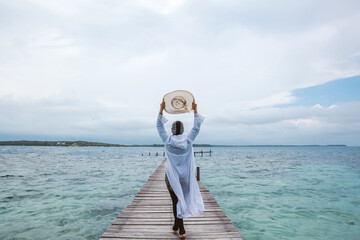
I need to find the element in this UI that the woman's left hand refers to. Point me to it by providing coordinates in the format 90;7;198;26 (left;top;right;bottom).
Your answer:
159;99;166;114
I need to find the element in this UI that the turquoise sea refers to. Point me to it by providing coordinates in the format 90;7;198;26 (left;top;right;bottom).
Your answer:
0;146;359;240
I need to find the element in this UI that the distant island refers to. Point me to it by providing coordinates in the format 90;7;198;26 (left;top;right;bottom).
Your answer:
0;141;346;147
0;140;123;147
0;140;213;147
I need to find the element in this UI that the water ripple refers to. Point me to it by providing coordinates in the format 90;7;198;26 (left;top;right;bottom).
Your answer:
0;146;360;240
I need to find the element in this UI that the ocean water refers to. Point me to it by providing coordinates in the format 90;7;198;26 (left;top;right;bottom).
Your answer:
0;146;359;240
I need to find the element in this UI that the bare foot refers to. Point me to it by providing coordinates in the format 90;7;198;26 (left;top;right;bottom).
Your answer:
179;233;186;239
172;230;179;234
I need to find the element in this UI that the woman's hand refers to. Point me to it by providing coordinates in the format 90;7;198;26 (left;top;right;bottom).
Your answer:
159;99;166;114
192;101;198;114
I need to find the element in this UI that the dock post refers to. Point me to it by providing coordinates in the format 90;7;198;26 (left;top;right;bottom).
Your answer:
210;149;212;156
201;150;203;157
196;166;200;181
163;152;165;156
156;152;158;156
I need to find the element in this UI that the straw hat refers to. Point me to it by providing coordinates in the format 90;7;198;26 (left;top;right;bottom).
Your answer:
163;90;195;114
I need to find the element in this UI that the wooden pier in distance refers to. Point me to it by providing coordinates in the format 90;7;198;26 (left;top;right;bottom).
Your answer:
100;159;242;240
194;149;212;157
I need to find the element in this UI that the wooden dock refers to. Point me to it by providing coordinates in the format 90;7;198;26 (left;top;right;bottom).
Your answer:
100;159;242;240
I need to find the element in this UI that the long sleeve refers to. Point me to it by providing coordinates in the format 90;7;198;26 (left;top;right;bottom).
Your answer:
157;114;169;143
188;113;205;142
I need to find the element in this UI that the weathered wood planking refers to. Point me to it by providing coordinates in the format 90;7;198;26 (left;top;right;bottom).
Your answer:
100;159;242;240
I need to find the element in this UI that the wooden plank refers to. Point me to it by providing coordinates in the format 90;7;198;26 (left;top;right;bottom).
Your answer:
100;159;242;240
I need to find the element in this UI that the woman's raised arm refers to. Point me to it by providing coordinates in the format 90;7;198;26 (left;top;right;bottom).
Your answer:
188;101;204;142
157;99;169;142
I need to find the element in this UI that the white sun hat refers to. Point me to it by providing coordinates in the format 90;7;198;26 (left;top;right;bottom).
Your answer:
163;90;195;114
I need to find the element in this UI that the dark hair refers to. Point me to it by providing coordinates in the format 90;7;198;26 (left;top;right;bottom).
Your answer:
172;121;184;135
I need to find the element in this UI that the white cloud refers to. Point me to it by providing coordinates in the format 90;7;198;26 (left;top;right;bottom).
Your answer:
27;29;73;47
24;0;89;15
136;0;185;15
0;0;359;144
312;104;324;109
0;96;358;145
123;50;169;71
250;92;296;109
285;118;322;128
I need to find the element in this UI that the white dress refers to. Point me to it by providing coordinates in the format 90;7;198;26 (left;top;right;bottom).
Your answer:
156;113;205;218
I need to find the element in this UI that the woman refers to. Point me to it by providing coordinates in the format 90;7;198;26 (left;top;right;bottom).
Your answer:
156;99;205;239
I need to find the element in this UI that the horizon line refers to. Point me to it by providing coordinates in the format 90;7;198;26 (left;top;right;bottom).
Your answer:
0;140;352;147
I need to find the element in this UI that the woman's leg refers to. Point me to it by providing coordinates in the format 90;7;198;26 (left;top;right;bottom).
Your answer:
168;188;185;234
165;174;177;231
165;174;185;234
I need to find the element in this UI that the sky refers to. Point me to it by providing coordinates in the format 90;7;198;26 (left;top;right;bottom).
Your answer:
0;0;360;145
